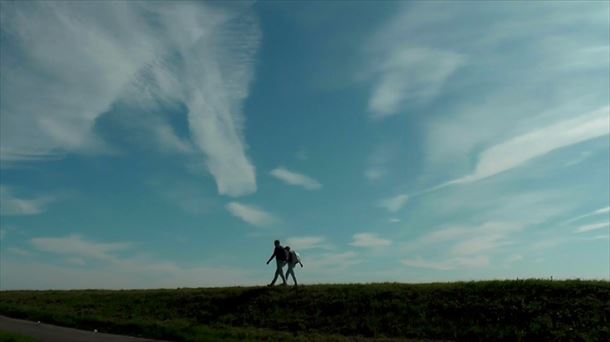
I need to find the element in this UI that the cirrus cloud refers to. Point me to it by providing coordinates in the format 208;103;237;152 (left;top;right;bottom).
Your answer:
350;233;391;248
1;2;260;196
270;167;322;190
226;202;277;227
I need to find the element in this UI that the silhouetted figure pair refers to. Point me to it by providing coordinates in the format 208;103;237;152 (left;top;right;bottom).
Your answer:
266;240;303;286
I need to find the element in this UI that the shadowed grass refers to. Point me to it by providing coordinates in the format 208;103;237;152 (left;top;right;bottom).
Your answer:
1;280;608;341
0;330;41;342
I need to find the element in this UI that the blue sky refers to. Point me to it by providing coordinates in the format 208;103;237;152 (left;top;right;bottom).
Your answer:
1;1;609;289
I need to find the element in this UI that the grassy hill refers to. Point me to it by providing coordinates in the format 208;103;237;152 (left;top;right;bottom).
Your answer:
1;280;608;341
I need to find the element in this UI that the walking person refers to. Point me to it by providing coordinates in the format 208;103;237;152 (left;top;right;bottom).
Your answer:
284;246;303;286
266;240;288;286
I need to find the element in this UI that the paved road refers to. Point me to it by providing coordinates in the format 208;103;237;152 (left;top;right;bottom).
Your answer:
0;316;169;342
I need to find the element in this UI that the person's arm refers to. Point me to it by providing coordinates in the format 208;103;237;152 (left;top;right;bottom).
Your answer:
266;251;275;264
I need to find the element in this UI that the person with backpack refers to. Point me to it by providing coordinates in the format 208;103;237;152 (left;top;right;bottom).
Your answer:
266;239;288;286
284;246;303;286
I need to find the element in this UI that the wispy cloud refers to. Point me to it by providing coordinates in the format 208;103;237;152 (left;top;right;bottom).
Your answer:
401;255;489;270
367;47;465;118
270;167;322;190
449;107;609;185
30;235;130;261
408;221;521;256
7;247;31;257
563;206;610;225
305;251;361;273
574;222;610;234
1;1;153;162
1;2;260;196
65;258;86;266
364;146;391;181
375;2;610;194
378;194;408;213
295;149;308;161
0;186;52;216
226;202;277;227
425;107;610;192
350;233;391;248
364;169;385;181
9;233;258;289
450;234;511;256
285;236;329;250
154;123;195;155
582;235;609;240
505;254;523;264
147;178;216;215
402;184;580;272
564;151;594;167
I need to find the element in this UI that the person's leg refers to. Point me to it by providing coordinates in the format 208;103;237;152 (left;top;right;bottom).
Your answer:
276;260;287;285
286;264;297;285
270;266;280;285
285;265;292;284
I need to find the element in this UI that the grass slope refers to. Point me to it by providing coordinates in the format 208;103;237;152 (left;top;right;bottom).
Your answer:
1;280;608;341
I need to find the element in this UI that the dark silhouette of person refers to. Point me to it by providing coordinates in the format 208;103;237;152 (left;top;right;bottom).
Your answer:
266;239;287;286
284;246;303;286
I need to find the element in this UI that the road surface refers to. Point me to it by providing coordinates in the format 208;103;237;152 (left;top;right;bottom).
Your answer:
0;316;168;342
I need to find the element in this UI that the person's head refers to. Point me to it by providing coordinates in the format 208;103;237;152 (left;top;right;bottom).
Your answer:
274;240;280;246
285;246;291;251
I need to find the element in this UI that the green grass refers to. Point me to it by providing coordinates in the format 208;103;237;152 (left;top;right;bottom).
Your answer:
0;330;41;342
1;280;608;341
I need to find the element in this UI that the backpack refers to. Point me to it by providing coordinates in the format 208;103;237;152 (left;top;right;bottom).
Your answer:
291;250;301;264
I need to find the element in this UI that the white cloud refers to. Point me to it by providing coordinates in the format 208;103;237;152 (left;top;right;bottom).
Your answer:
450;234;510;256
563;206;610;225
350;233;391;248
365;168;385;181
430;107;610;189
364;146;392;180
226;202;277;227
530;236;569;250
305;251;361;273
378;194;408;213
65;258;86;266
584;235;609;240
387;2;610;188
147;178;216;215
0;186;51;216
401;257;453;270
1;2;154;162
564;151;593;167
389;218;401;223
2;253;258;290
1;2;260;196
401;255;489;270
7;247;31;257
285;236;329;250
270;167;322;190
368;47;465;118
295;149;308;161
405;221;523;257
154;123;195;155
7;233;261;289
401;188;579;275
574;222;610;234
505;254;523;264
30;235;130;261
